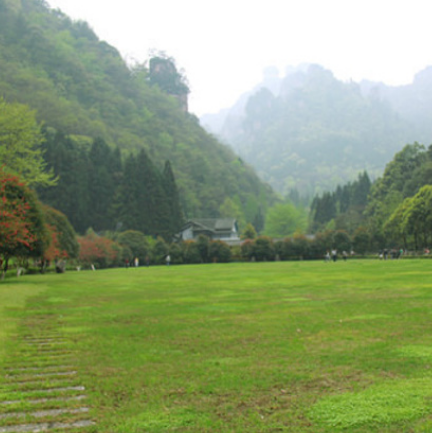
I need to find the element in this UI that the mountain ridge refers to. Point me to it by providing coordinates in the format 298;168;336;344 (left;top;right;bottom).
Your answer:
201;64;431;197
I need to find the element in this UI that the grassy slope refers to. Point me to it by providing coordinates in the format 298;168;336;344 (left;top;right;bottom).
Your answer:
2;260;432;432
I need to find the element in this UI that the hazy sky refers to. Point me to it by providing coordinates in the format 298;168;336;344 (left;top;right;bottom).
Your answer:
47;0;432;116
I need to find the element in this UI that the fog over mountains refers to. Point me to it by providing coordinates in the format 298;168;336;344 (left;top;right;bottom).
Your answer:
201;64;432;197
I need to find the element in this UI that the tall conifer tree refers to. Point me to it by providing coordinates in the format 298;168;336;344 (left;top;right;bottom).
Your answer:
88;138;117;231
135;149;171;238
38;130;91;233
163;160;184;236
114;154;140;232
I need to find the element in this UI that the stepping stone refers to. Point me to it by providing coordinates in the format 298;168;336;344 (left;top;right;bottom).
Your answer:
3;372;78;385
5;371;77;379
22;386;86;394
12;353;72;360
4;366;74;373
3;379;82;391
23;343;67;347
0;419;95;432
0;407;89;420
20;352;72;358
11;353;72;361
23;337;66;341
3;365;73;373
1;395;87;406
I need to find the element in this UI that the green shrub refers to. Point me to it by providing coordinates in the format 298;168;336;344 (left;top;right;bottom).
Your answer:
209;240;231;263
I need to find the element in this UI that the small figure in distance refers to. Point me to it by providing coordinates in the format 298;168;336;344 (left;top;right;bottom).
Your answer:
331;249;337;262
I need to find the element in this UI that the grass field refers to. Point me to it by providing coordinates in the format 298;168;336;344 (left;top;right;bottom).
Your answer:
2;260;432;432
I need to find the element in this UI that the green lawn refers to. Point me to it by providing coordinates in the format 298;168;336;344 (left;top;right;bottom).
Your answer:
2;260;432;432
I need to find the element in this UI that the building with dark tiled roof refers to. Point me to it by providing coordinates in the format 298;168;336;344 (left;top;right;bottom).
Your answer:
177;218;240;244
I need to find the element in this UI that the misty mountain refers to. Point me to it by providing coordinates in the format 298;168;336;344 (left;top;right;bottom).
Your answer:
360;66;432;142
201;64;424;197
201;65;287;137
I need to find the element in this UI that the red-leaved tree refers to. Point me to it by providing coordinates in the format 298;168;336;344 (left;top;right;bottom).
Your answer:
0;172;47;277
78;231;123;269
44;225;68;262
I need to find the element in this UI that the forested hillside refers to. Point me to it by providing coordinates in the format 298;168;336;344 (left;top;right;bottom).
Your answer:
203;64;417;198
0;0;275;231
308;142;432;252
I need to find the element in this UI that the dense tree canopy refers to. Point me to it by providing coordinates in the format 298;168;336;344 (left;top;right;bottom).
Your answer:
308;143;432;252
116;230;149;262
264;202;307;238
38;132;185;238
384;185;432;250
0;172;48;275
366;143;428;225
310;171;371;233
0;98;55;187
43;204;79;260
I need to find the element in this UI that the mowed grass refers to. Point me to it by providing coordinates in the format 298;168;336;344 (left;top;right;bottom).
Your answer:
2;260;432;431
0;277;48;362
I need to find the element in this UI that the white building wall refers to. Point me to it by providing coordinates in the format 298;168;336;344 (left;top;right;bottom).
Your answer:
182;226;194;240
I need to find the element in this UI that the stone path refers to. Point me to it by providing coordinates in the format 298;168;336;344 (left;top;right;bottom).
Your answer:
0;315;95;432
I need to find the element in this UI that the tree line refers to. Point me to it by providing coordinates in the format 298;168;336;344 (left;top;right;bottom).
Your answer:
0;171;80;276
4;91;432;277
310;171;371;233
37;130;184;238
0;97;183;276
308;143;432;253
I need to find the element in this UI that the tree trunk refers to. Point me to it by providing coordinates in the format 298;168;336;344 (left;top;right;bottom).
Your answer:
1;257;9;280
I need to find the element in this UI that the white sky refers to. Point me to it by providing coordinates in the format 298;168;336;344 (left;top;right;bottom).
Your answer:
46;0;432;116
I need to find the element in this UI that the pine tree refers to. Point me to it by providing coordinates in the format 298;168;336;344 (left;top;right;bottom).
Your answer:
351;171;371;207
135;150;170;238
163;160;184;236
88;138;117;231
113;154;140;232
114;150;172;238
38;130;91;233
253;207;265;234
312;192;336;227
